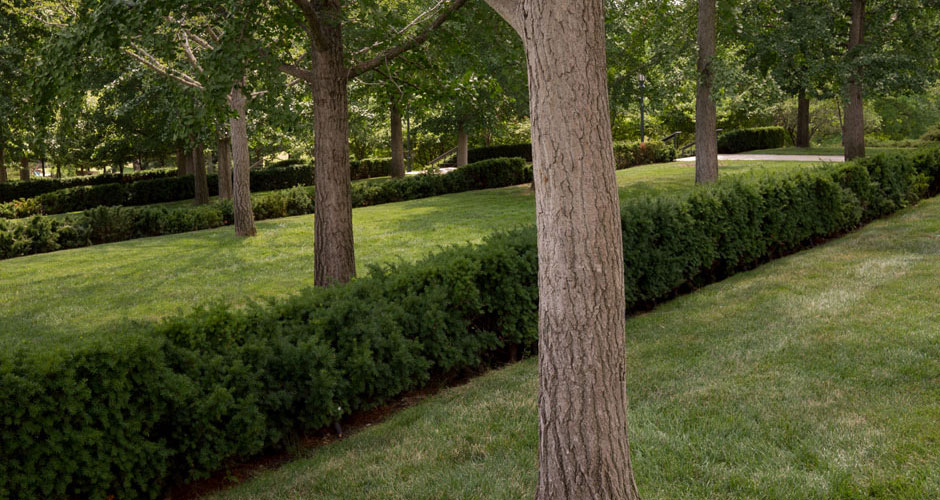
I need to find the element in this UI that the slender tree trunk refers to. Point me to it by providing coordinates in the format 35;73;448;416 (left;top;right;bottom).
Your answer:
390;100;405;178
19;157;29;181
695;0;718;184
41;158;46;177
218;135;233;200
0;146;6;183
311;17;356;286
456;121;469;167
483;0;641;498
844;0;866;160
228;86;257;237
192;147;210;205
796;89;811;148
56;164;61;179
176;148;186;176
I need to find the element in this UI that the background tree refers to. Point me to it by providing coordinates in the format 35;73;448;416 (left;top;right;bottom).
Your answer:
695;0;718;183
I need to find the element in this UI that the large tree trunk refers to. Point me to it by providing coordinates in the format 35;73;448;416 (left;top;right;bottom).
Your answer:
456;121;469;167
176;148;186;176
311;16;356;286
844;0;866;160
218;135;233;200
19;157;29;181
695;0;718;184
192;147;210;205
228;87;257;237
390;100;405;177
0;146;6;183
796;89;811;148
482;0;641;498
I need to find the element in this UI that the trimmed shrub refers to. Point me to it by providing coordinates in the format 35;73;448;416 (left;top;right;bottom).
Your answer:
613;140;677;168
351;158;392;180
717;126;788;153
4;147;939;499
0;169;177;203
0;158;530;260
920;125;940;142
467;143;533;163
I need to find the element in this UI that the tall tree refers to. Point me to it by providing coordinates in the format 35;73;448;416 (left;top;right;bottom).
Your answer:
843;0;866;159
695;0;718;184
485;0;640;498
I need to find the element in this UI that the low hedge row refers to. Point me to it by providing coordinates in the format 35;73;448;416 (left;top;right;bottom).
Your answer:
717;126;788;153
0;158;532;260
3;147;937;499
351;157;392;180
0;168;177;203
0;165;317;219
456;140;676;169
613;140;677;168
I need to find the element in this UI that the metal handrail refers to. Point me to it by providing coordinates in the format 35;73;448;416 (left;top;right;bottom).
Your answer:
427;146;458;167
678;129;723;156
660;131;681;150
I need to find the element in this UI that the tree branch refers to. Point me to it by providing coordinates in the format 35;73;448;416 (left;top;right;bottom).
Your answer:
290;0;328;51
481;0;523;37
347;0;470;80
278;61;317;83
125;43;204;90
351;0;446;58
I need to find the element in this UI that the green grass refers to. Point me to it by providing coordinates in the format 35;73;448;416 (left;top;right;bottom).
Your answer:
748;146;914;156
0;160;816;348
204;194;940;500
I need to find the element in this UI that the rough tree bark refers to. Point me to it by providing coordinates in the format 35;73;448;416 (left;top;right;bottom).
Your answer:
695;0;718;184
0;146;6;183
796;89;811;148
192;147;210;205
19;157;29;181
485;1;640;499
228;87;257;237
176;148;186;176
390;100;405;177
311;11;356;286
218;135;233;200
456;121;469;167
844;0;866;160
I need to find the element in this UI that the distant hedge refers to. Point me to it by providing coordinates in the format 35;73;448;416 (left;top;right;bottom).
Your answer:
3;147;938;499
0;168;177;203
717;126;788;153
0;158;531;260
458;140;676;168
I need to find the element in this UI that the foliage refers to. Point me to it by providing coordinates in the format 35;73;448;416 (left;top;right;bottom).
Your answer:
0;158;530;259
717;126;788;153
4;147;939;499
613;141;677;168
0;169;177;204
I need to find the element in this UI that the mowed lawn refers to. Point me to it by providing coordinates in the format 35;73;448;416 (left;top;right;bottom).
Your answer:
0;160;814;347
206;194;940;500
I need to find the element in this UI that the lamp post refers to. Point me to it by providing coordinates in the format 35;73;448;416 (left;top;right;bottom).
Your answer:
638;73;646;142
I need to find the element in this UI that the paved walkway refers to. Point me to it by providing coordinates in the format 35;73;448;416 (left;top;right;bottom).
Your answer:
677;154;844;162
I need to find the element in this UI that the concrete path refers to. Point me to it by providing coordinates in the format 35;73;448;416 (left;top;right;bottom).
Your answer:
677;154;844;163
406;167;457;175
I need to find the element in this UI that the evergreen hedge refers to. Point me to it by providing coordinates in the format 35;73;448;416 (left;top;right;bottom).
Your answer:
717;126;788;153
0;168;177;203
2;147;939;499
459;140;676;167
0;158;532;260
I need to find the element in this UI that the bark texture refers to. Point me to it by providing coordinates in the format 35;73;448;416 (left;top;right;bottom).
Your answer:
0;146;6;183
311;13;356;286
218;136;233;200
390;100;405;177
695;0;718;184
192;147;210;205
485;0;641;498
19;157;29;181
176;148;186;176
796;90;811;148
456;122;469;167
228;87;257;237
844;0;866;160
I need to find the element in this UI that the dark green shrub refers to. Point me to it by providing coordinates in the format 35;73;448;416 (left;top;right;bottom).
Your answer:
351;158;391;180
467;143;533;163
3;147;940;499
0;169;177;203
613;140;677;169
919;125;940;142
717;126;788;153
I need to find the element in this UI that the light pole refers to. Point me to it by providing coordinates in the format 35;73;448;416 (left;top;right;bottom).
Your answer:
638;73;646;142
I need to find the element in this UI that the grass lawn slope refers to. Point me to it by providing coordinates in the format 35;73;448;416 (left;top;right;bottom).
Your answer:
205;194;940;500
0;160;815;347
